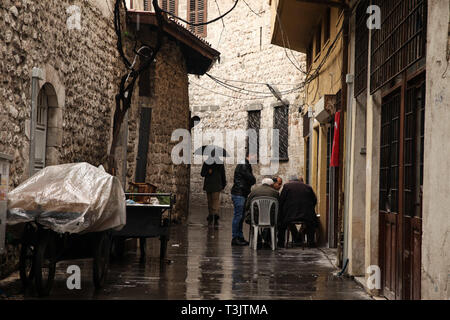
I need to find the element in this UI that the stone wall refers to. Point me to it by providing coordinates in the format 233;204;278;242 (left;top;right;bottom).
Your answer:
0;0;120;278
118;25;191;221
183;0;307;207
0;0;120;186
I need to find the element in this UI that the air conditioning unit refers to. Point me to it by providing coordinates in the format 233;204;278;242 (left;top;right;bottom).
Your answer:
314;95;336;124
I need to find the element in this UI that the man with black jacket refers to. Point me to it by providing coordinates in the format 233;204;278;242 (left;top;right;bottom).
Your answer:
277;175;319;248
201;156;226;227
230;152;257;246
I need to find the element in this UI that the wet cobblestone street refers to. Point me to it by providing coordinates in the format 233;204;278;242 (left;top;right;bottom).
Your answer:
0;206;372;300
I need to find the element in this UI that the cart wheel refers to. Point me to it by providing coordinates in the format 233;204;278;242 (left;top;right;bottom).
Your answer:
34;231;56;297
19;224;36;289
93;231;110;289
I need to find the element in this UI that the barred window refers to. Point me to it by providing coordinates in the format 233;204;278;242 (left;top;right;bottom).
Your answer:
370;0;427;93
274;105;289;161
188;0;207;37
247;110;261;159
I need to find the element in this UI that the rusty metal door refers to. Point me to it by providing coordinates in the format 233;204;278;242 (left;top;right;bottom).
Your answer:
135;107;152;183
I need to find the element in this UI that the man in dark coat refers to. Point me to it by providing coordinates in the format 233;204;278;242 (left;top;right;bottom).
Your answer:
230;153;256;246
277;175;318;247
201;156;226;227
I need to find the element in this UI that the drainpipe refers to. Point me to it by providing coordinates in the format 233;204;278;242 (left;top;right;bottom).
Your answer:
343;73;354;270
29;68;43;177
336;2;350;268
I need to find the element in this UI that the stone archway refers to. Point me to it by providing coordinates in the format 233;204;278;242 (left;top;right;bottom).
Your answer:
35;65;65;168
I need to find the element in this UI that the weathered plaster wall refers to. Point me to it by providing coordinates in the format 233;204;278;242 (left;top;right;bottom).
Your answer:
345;11;366;277
184;0;306;207
422;0;450;300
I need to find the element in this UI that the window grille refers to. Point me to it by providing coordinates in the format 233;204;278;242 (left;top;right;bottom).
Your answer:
274;105;289;161
370;0;427;93
247;110;261;160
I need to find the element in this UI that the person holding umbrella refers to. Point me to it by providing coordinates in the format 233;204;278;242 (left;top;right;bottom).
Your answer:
230;151;257;246
200;147;227;227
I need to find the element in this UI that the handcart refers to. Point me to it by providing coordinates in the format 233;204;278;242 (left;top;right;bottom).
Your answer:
111;193;175;260
18;221;111;297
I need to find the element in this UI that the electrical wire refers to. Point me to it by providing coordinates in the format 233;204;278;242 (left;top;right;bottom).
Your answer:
206;73;302;87
206;74;306;97
190;80;271;101
242;0;262;17
213;0;226;49
157;0;239;27
273;5;308;75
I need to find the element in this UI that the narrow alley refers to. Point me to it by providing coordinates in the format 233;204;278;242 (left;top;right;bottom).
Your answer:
0;206;370;300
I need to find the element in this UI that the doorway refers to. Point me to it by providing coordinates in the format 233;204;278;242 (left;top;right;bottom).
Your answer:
135;107;152;183
379;73;425;300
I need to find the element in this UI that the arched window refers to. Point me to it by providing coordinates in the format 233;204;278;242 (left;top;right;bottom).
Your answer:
34;88;48;172
33;83;61;173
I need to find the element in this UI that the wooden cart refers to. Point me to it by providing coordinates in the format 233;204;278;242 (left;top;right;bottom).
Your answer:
111;193;175;260
19;222;111;297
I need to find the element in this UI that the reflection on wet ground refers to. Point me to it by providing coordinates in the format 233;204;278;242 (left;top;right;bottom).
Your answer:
0;206;371;300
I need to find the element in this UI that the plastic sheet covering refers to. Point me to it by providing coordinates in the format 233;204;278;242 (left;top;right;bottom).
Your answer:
7;163;126;234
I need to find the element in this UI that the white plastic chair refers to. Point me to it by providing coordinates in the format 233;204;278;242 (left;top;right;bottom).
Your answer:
249;197;278;251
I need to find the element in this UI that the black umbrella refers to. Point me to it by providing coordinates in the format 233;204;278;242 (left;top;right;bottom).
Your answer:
194;145;230;158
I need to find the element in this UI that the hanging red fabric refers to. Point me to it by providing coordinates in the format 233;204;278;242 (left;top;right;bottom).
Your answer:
330;111;340;167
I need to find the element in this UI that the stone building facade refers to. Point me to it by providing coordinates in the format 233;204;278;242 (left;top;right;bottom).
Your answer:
0;1;218;278
116;10;220;221
183;0;307;207
0;0;121;278
0;0;120;187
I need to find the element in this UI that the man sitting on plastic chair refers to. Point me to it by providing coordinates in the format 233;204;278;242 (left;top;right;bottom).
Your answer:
277;175;319;248
244;178;281;250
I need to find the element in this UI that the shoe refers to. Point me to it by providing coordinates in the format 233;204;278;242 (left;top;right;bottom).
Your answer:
239;237;249;245
231;238;249;246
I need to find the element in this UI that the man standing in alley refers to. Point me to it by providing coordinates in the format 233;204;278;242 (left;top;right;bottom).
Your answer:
230;151;257;246
277;175;318;248
201;153;226;227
